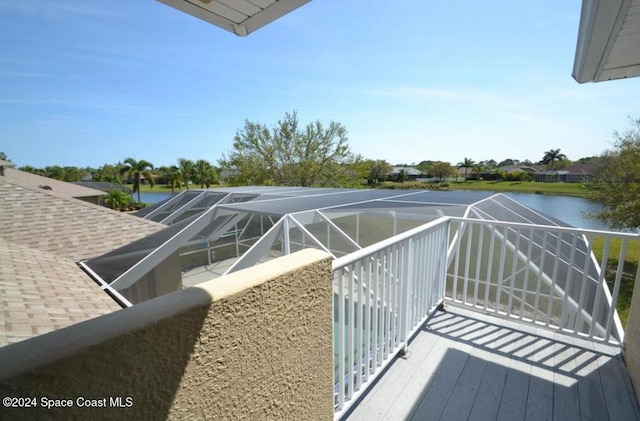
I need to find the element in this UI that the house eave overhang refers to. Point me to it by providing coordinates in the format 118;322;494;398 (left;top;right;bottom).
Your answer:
156;0;311;36
573;0;640;83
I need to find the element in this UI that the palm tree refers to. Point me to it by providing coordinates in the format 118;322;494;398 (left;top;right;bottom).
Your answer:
160;165;182;195
542;149;567;170
457;157;475;181
178;158;194;189
104;188;131;210
192;159;210;188
120;157;154;204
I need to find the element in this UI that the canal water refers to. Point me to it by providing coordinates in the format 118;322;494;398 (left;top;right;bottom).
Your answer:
139;191;608;231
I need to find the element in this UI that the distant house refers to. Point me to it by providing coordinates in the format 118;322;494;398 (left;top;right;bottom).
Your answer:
535;163;596;183
500;165;538;174
388;166;422;181
73;181;132;195
468;165;538;181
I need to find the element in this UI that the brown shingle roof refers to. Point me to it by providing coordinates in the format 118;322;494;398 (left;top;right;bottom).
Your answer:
0;178;165;347
2;167;105;198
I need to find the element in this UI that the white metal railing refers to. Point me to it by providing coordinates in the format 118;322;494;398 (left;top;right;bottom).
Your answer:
332;217;449;418
331;215;640;419
446;217;640;346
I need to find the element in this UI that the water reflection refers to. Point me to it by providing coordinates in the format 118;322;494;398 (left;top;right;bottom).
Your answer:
505;192;606;230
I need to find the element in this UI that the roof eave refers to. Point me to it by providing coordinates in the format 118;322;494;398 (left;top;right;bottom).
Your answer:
156;0;311;37
573;0;640;83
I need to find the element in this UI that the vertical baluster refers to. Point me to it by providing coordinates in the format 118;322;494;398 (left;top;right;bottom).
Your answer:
391;244;399;349
575;234;594;333
484;226;497;311
495;226;509;313
463;222;474;305
532;230;548;323
559;234;579;331
507;227;521;317
347;262;355;400
473;223;484;307
382;250;389;360
371;253;379;372
605;238;627;342
364;256;372;382
452;222;462;302
421;233;428;317
337;268;345;410
546;232;564;327
520;227;534;320
590;236;611;339
427;228;435;308
355;261;363;391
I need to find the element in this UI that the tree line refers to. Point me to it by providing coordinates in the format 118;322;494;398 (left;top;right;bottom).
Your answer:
2;113;639;229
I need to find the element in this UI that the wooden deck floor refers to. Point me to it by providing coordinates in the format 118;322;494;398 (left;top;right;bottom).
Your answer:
345;305;640;421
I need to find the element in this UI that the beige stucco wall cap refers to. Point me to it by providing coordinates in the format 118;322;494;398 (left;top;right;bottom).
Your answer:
0;248;331;381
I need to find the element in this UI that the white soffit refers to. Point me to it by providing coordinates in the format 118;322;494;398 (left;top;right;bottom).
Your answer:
156;0;311;36
573;0;640;83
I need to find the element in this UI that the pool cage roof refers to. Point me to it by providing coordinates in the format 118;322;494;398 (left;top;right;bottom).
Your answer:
81;187;612;331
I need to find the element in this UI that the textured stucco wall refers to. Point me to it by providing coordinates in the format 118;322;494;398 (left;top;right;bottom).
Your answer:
0;249;333;420
624;270;640;403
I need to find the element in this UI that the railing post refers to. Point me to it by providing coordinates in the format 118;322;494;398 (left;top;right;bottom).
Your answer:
400;238;414;354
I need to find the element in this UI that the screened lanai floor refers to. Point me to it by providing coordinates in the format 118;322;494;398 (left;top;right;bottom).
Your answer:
345;305;640;421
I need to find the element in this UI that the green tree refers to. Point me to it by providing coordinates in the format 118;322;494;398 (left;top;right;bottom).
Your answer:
178;158;194;189
478;159;498;169
589;118;640;230
0;152;7;161
192;159;218;188
18;165;44;175
430;161;455;181
159;165;182;195
457;157;475;181
364;159;392;184
542;149;567;170
44;165;65;180
97;164;122;183
63;166;81;182
120;158;154;203
104;188;131;210
397;169;408;183
219;111;352;187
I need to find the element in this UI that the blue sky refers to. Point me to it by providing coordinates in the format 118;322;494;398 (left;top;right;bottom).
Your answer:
1;0;640;169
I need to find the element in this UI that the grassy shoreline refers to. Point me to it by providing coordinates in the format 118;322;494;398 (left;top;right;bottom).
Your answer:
445;180;590;197
130;180;591;197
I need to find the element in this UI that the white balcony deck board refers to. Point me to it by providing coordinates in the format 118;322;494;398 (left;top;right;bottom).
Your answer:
344;306;640;421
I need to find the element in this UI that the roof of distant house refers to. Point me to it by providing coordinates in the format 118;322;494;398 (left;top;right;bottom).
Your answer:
500;165;538;173
390;167;422;176
564;163;598;174
72;181;133;194
0;178;164;347
1;167;105;198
